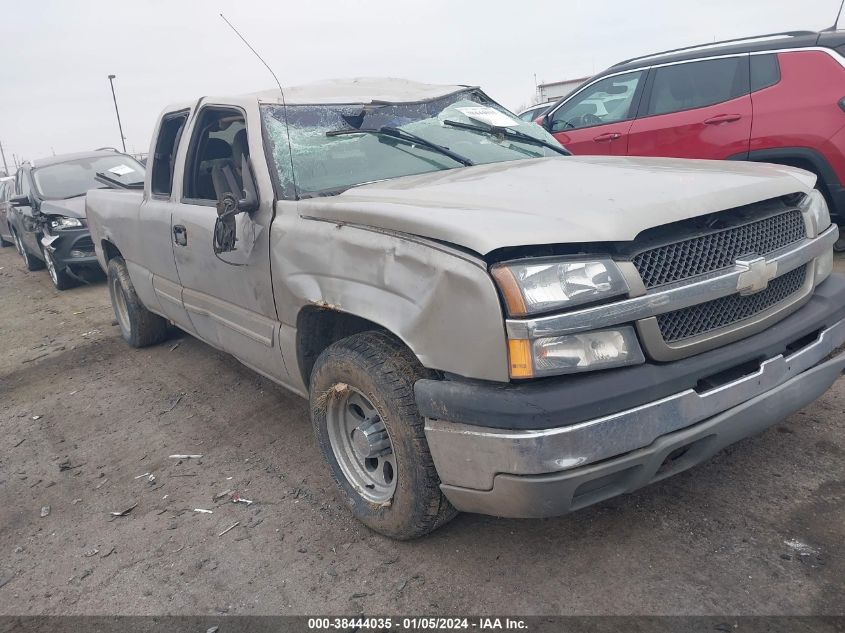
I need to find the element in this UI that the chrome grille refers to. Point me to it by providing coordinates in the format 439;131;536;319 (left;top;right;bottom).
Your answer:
633;210;806;289
656;265;808;343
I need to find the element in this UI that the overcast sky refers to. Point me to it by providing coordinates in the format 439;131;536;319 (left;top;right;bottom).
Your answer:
0;0;840;166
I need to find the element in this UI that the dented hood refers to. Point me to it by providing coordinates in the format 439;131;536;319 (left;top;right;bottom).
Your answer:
299;156;815;255
40;195;87;219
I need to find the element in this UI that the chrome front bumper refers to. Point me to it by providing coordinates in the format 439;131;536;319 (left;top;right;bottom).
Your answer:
424;316;845;517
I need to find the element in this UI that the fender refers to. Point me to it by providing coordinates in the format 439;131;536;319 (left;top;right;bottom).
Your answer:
271;209;510;390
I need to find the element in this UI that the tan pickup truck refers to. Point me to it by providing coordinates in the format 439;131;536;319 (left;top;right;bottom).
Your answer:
86;78;845;539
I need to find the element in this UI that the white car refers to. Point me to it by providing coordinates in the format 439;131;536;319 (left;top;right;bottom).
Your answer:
517;100;557;123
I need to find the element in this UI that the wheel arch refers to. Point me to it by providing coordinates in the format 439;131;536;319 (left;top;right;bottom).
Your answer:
100;239;123;264
296;304;411;391
743;147;838;185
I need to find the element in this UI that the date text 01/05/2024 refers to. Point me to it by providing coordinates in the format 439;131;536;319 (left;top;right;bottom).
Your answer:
307;617;528;630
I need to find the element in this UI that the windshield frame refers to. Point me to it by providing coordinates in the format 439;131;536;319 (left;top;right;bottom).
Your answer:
31;154;146;200
260;88;566;201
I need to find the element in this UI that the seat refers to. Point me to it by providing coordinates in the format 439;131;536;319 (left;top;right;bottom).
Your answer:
212;128;250;201
196;138;232;200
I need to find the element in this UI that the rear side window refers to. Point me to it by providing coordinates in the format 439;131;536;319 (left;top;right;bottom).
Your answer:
151;111;189;196
646;57;749;116
750;54;781;91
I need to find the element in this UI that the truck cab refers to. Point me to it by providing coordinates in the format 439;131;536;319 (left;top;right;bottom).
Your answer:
86;78;845;539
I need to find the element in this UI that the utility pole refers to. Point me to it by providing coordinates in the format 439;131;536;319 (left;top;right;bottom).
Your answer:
107;74;127;153
0;140;8;175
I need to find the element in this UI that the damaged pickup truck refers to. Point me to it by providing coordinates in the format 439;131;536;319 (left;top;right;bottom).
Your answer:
85;78;845;539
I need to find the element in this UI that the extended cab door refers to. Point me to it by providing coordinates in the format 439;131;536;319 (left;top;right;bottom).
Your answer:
543;70;646;155
627;55;752;159
135;110;196;330
170;103;287;381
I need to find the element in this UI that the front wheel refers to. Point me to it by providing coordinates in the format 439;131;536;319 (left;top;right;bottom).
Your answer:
107;256;168;347
310;331;457;540
44;248;74;290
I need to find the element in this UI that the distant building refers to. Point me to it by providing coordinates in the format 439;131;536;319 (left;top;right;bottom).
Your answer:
537;76;592;102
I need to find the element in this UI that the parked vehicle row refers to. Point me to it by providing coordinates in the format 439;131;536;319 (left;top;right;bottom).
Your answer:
83;77;844;539
0;149;145;289
533;30;845;251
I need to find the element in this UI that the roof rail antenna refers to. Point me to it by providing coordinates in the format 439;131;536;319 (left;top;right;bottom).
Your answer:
218;13;296;191
613;31;818;67
822;0;845;31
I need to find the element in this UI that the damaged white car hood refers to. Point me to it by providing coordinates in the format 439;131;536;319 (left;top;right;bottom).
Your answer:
299;156;815;255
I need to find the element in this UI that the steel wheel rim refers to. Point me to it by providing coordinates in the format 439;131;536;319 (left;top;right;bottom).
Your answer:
45;249;58;285
325;386;397;503
111;275;131;336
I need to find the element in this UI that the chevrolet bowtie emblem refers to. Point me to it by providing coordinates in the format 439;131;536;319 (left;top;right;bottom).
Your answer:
736;257;778;295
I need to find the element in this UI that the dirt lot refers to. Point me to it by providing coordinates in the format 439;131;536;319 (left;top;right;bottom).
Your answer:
0;245;843;616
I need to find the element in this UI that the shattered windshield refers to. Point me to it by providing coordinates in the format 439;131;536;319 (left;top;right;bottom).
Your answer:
261;89;566;198
32;155;145;200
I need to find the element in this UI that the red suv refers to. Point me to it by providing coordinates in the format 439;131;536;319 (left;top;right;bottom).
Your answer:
539;30;845;247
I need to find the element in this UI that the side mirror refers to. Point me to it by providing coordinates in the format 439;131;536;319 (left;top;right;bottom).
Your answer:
212;156;259;254
10;194;30;207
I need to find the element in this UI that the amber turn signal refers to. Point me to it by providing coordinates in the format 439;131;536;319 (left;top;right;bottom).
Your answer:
491;266;528;316
507;338;534;379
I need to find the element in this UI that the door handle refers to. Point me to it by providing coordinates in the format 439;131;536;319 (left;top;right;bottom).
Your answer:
173;225;187;246
593;132;622;142
703;114;742;124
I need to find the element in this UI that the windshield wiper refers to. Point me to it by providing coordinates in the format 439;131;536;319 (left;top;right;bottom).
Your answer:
326;126;474;166
442;119;570;156
94;172;144;190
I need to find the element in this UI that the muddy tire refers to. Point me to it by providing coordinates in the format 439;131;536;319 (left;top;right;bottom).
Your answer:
107;256;168;348
310;331;457;539
14;231;44;271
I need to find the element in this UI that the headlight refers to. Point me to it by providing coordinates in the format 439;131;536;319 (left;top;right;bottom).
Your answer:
49;216;84;230
801;189;831;236
491;257;629;316
508;327;644;378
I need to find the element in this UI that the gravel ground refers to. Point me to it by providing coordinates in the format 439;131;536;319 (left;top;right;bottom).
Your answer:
0;246;843;616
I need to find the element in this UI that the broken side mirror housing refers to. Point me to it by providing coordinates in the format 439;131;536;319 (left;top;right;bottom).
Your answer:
213;155;259;254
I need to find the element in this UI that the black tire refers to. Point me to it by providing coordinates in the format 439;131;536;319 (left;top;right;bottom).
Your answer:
13;230;44;271
0;232;12;247
44;248;74;291
107;256;168;348
310;331;457;539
